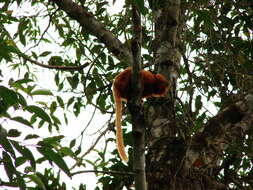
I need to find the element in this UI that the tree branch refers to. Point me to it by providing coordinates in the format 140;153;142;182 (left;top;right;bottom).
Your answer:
185;93;253;169
50;0;133;64
22;55;90;71
71;169;134;177
128;4;147;190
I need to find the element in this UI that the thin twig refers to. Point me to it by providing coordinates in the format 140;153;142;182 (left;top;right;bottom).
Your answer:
24;9;58;53
70;125;110;170
71;169;134;176
79;104;97;145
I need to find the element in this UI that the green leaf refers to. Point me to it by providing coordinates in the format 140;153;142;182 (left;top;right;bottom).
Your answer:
31;89;53;96
16;173;26;190
52;115;61;125
195;95;202;113
7;129;21;137
55;72;60;85
108;55;114;65
50;101;57;113
27;174;46;190
75;146;82;155
48;56;63;66
25;105;52;123
10;79;33;89
11;78;33;85
24;134;40;140
37;146;71;176
67;74;79;89
11;116;33;128
0;86;18;106
60;147;75;157
0;124;7;138
15;156;27;167
38;119;45;128
133;0;148;15
0;138;15;156
0;100;8;115
0;42;11;61
67;97;75;107
40;51;51;57
97;94;106;112
64;113;68;124
73;102;81;116
43;135;64;145
18;19;29;46
2;151;16;181
57;96;64;108
70;139;76;148
11;140;36;169
17;92;27;106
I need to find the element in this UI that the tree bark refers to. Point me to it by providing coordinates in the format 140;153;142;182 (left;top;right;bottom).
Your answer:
129;4;147;190
147;92;253;190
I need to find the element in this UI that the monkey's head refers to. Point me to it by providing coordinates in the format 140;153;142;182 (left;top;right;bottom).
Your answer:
154;74;169;97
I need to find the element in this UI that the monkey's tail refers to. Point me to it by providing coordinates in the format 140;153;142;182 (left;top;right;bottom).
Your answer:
113;86;129;163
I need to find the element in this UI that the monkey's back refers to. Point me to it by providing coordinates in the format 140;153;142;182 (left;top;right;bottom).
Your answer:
113;68;168;100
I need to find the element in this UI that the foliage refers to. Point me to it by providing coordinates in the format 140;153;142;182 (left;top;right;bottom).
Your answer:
0;0;252;189
0;0;119;189
179;0;253;188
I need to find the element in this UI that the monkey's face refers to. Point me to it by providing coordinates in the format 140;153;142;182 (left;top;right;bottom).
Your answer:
154;74;169;97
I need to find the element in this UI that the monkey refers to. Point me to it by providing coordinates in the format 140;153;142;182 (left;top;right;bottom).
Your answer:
112;67;169;162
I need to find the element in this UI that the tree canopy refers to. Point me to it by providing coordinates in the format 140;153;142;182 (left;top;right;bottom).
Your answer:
0;0;252;190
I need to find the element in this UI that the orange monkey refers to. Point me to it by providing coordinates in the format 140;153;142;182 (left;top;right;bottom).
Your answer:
112;67;168;162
